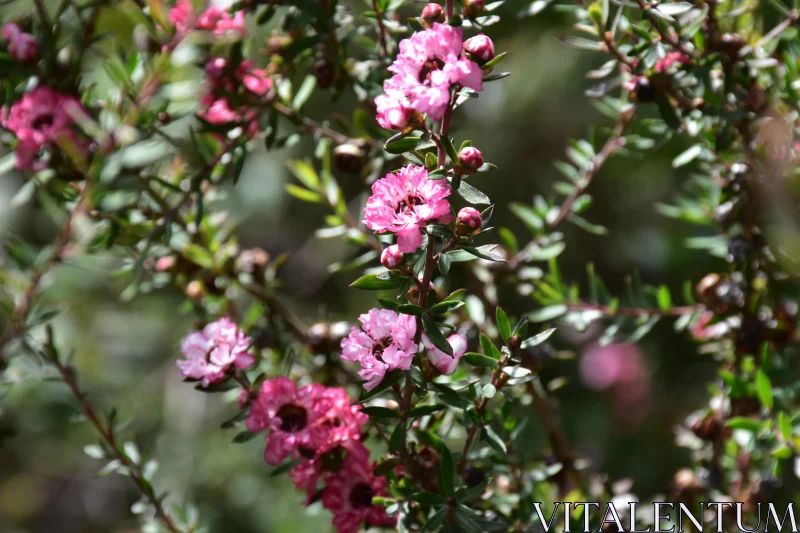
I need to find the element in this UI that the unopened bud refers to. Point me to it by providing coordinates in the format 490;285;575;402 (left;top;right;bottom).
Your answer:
463;35;495;63
462;0;485;18
381;245;404;269
313;57;336;89
334;143;365;174
458;146;484;171
456;207;483;236
421;3;445;27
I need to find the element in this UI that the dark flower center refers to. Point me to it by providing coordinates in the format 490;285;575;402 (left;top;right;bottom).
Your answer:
320;446;347;472
277;403;308;432
418;57;446;84
371;336;393;362
396;195;424;214
31;113;55;131
349;482;375;509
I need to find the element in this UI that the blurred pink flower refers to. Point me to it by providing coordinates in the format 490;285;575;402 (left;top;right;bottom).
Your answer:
655;51;690;73
579;343;651;424
2;23;37;62
340;308;418;390
0;86;87;171
199;97;239;125
423;333;467;375
177;318;254;386
289;440;370;502
375;90;414;130
322;454;397;533
363;165;452;252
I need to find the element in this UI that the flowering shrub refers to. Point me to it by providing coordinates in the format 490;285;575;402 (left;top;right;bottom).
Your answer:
2;0;800;532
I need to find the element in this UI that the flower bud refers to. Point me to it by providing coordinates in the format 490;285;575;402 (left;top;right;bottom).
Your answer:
381;245;404;269
313;57;336;89
334;142;365;174
421;3;445;27
456;207;482;236
633;77;656;103
463;35;495;63
462;0;485;18
458;146;484;170
156;256;177;272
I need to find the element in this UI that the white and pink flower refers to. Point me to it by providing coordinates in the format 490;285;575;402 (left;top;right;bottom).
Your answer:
2;23;37;62
423;333;467;375
177;318;255;386
363;165;452;252
340;308;418;390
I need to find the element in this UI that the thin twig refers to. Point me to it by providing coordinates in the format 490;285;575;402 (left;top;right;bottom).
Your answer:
371;0;390;59
52;356;184;533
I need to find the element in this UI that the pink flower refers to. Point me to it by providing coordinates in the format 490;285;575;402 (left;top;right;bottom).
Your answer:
363;165;452;252
374;91;414;130
463;34;495;62
200;98;239;124
196;7;246;36
241;67;272;96
340;308;418;390
654;51;690;73
246;377;330;465
290;440;371;502
177;318;255;386
458;146;484;169
382;23;483;121
0;86;87;171
246;379;367;465
380;244;404;269
2;23;37;62
322;455;396;533
169;0;193;33
423;334;467;375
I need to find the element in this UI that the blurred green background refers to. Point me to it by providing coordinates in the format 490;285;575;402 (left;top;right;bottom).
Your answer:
0;1;734;532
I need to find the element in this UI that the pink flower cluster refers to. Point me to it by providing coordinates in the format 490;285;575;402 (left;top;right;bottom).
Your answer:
199;58;272;134
169;0;246;38
177;318;255;386
341;308;418;390
375;23;486;128
340;308;468;389
0;86;88;171
2;23;37;62
246;377;395;533
363;165;452;253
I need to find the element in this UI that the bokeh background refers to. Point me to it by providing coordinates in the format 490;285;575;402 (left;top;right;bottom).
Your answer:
0;0;739;532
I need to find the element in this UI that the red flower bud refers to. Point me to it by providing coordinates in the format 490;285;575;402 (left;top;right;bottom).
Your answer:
421;3;445;27
381;244;404;269
463;34;495;63
462;0;485;18
456;207;483;235
458;146;484;170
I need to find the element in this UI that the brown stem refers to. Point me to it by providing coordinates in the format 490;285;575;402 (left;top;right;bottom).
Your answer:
52;357;183;533
271;101;380;148
371;0;390;59
513;107;636;266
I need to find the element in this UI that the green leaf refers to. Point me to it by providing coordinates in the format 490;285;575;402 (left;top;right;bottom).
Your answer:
456;181;491;205
385;136;423;154
554;34;603;50
360;406;401;418
428;168;448;180
657;285;672;311
756;369;774;409
350;273;407;290
422;314;453;356
779;412;792;441
397;304;425;316
286;160;320;189
285;184;323;203
412;492;448;505
520;328;556;349
656;94;681;129
481;426;507;453
672;144;703;168
389;422;406;453
408;404;446;417
431;300;465;314
529;305;567;322
726;417;763;432
442;136;459;164
438;446;454;496
496;306;511;343
438;252;452;275
422;508;450;532
232;431;258;443
463;353;499;368
292;75;317;109
482;72;511;82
